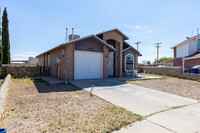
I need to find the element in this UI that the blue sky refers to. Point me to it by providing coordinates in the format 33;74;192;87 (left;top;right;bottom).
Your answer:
1;0;200;63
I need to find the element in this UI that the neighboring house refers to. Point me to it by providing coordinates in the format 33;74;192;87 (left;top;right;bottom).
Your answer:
28;57;38;65
11;57;38;65
36;29;142;80
171;34;200;68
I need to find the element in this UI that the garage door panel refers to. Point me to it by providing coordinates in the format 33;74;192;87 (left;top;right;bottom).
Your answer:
74;51;103;79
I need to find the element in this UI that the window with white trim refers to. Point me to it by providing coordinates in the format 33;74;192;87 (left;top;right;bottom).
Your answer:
198;39;200;50
125;54;134;71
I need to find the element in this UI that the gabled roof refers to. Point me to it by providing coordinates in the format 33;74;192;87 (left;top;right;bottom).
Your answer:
171;34;200;49
96;28;129;40
36;35;115;58
123;41;142;56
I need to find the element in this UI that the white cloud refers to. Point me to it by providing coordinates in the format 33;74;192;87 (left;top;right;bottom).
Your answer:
122;24;142;29
148;30;154;33
134;26;141;29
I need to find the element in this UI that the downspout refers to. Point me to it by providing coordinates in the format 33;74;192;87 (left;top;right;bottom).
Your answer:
182;57;185;73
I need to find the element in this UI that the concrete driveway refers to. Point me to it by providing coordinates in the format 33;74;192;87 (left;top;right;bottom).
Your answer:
70;79;200;133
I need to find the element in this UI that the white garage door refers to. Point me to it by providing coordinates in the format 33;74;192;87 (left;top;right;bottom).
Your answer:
74;50;103;80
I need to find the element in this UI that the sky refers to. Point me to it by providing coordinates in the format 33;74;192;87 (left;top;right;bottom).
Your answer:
1;0;200;63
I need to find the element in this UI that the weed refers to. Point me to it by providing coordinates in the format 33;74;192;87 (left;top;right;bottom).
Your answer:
170;105;187;109
23;115;28;119
42;127;48;133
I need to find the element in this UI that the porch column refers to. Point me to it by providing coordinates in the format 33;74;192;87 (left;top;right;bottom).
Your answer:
103;46;109;78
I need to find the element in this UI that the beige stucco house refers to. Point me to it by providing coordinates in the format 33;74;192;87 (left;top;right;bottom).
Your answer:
36;29;142;80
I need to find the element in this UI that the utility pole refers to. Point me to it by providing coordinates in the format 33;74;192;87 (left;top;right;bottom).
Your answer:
155;43;161;65
135;42;141;51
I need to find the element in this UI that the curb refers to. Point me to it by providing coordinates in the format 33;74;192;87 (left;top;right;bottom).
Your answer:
0;74;11;120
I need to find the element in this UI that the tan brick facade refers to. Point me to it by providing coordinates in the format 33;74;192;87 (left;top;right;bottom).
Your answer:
123;48;138;70
103;46;109;78
37;29;140;80
37;43;75;80
103;31;123;77
65;43;75;80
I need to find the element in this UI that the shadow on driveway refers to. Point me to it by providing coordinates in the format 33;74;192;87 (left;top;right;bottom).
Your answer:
69;78;127;90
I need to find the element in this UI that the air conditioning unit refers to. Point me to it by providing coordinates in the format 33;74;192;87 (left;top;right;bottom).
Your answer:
56;57;60;64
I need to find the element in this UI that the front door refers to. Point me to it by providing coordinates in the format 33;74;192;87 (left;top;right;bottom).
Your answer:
108;52;114;76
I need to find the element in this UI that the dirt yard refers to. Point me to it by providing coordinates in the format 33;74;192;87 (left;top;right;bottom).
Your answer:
0;79;141;133
128;73;200;100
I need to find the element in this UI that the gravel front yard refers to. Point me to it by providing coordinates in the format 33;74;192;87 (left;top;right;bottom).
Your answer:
0;79;141;133
127;74;200;100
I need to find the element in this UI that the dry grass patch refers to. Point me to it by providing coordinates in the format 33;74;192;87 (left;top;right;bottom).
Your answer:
128;73;200;100
0;79;141;133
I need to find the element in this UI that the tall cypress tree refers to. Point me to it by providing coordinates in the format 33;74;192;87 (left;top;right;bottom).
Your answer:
2;7;10;64
0;8;3;75
0;45;3;75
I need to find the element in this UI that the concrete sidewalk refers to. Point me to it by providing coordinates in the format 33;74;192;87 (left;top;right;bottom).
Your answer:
70;79;200;133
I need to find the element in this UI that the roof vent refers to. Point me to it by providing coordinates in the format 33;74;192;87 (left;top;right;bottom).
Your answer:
186;37;190;40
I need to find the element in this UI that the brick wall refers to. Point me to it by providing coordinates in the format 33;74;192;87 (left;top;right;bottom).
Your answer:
123;48;138;70
139;66;200;81
48;43;75;80
185;58;200;68
103;46;109;78
174;57;182;67
174;57;200;68
1;64;40;78
103;31;123;77
65;43;75;80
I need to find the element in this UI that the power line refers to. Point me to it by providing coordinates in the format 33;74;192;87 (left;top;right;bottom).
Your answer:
155;42;161;65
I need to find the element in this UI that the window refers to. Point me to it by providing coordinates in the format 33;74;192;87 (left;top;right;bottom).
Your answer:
47;54;50;67
125;54;134;71
198;39;200;50
62;48;64;57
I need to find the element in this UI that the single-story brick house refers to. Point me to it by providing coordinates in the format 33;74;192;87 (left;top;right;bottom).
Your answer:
36;29;142;80
171;34;200;68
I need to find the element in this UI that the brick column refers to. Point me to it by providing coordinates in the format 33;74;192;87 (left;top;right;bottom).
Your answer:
103;46;109;78
66;43;75;80
115;42;119;77
174;47;176;59
119;41;123;77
